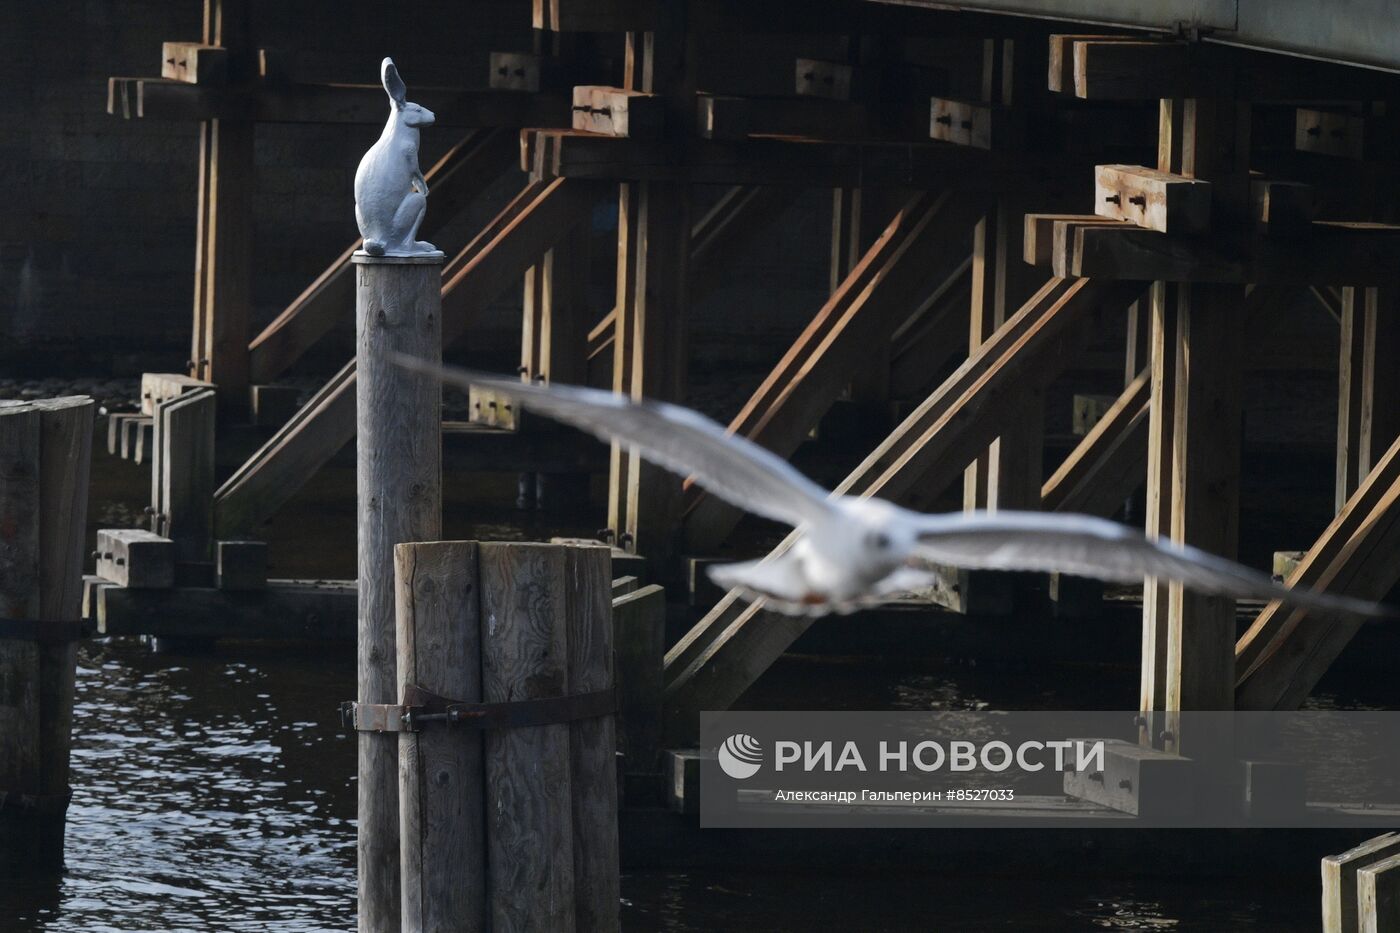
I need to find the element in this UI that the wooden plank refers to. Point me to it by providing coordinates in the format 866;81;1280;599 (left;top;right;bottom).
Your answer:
1336;285;1400;512
681;190;984;553
158;388;216;563
490;52;543;93
1323;834;1400;933
1296;108;1369;160
479;543;575;932
396;541;485;933
1252;178;1315;234
1359;853;1400;933
563;544;620;933
572;85;664;139
1062;220;1400;284
1094;164;1211;234
665;278;1145;733
213;360;355;537
248;129;517;384
1023;213;1121;267
1235;434;1400;709
1041;369;1150;515
140;373;207;415
1047;34;1141;94
92;579;356;640
1140;282;1179;725
95;528;174;588
613;584;666;776
161;42;227;84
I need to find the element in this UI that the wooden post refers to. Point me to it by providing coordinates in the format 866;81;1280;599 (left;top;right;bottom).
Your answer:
0;398;91;876
1337;285;1400;513
1141;96;1249;752
479;542;575;932
1359;853;1400;933
0;404;42;877
35;397;94;870
157;388;216;567
396;541;485;933
564;545;620;933
1323;833;1400;933
191;0;254;412
614;584;666;778
355;253;443;933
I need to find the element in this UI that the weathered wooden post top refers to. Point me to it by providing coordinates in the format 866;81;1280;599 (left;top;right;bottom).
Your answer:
352;56;444;933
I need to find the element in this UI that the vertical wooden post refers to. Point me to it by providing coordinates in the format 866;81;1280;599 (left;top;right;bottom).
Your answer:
1337;284;1400;512
1139;282;1179;730
396;541;485;933
355;253;443;933
1141;97;1249;750
608;26;691;563
564;545;620;933
192;0;254;412
964;38;1043;514
614;584;666;779
158;388;216;566
35;397;94;870
479;542;575;933
0;404;42;877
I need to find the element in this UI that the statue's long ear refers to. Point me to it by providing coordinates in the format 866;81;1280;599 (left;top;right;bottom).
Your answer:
381;58;407;108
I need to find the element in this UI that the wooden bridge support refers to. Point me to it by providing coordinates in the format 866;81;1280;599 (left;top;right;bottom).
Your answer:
1139;97;1250;750
1336;284;1400;513
354;254;443;933
665;277;1144;739
0;398;93;877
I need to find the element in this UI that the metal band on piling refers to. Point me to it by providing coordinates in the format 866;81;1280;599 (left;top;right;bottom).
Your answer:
341;685;615;734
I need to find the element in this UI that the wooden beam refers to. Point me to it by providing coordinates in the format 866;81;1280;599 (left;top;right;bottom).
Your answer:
525;128;1098;189
191;117;253;408
213;360;355;538
1047;34;1142;94
106;77;571;126
91;578;356;640
664;277;1145;735
1041;368;1150;515
1059;219;1400;284
1094;164;1211;234
572;86;665;139
697;93;868;141
161;42;227;85
248;128;517;384
1235;432;1400;709
680;190;985;553
929;97;1021;149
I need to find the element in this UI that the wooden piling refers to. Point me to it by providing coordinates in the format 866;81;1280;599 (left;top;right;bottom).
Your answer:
0;398;93;875
479;542;575;932
355;253;444;933
0;404;42;877
35;397;94;868
564;545;620;933
396;541;484;933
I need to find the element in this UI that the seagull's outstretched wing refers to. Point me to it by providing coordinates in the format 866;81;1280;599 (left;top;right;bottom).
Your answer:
911;510;1389;618
392;356;835;529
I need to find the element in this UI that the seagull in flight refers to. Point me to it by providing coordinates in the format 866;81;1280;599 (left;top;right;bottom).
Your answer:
395;356;1388;620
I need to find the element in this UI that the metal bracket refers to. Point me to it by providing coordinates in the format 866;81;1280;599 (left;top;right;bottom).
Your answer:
341;684;615;734
0;618;93;643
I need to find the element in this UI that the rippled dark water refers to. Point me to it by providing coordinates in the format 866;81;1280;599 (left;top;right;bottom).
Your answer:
0;639;1376;931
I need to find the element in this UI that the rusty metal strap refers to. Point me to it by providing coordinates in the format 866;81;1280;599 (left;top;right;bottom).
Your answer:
0;787;72;816
0;618;91;643
341;685;615;734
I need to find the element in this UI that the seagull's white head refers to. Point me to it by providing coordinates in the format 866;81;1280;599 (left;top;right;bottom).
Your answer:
830;496;919;569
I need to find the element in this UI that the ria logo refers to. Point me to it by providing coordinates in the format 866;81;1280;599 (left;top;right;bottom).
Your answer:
718;733;763;779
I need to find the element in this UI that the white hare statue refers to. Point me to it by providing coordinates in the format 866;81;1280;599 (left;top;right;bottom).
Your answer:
354;58;441;257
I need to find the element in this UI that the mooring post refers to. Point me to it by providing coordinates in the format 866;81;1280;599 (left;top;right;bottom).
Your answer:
355;252;443;932
480;542;576;932
396;541;484;933
0;397;93;876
